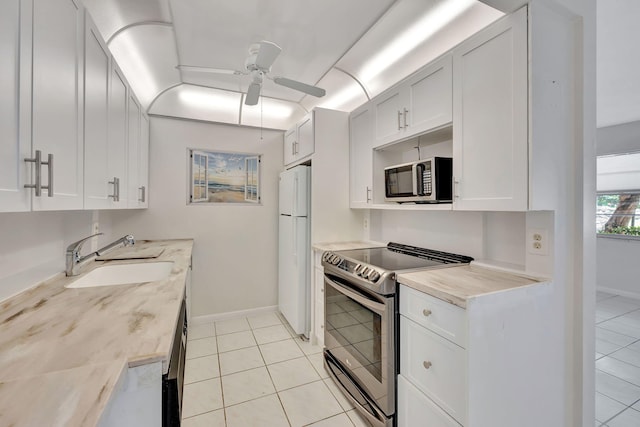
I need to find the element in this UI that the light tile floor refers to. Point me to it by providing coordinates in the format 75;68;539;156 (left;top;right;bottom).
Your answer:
182;312;372;427
596;291;640;426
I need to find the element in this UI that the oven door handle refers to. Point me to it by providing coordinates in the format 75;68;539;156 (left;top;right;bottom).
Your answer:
324;275;386;315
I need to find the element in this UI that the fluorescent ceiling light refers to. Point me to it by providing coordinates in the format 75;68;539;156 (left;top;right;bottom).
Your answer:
110;33;159;107
242;99;295;120
359;0;475;83
317;84;364;111
179;87;241;111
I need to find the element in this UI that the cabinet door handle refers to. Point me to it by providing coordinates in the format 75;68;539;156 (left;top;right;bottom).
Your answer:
139;185;146;203
453;177;460;199
366;186;372;203
403;108;409;128
422;309;432;317
24;151;53;197
423;361;432;370
397;110;403;130
24;150;43;196
42;153;53;197
108;177;120;202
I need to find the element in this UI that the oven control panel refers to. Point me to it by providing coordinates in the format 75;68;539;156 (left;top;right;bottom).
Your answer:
322;252;381;283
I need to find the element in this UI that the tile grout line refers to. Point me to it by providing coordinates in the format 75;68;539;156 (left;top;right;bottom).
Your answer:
213;322;228;426
248;316;294;427
596;294;640;427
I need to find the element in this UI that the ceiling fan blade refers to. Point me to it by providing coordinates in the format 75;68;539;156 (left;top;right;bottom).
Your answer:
245;82;261;106
177;65;244;75
255;41;282;70
273;77;326;98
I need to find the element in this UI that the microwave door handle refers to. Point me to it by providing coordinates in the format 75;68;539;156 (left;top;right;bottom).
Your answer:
412;164;418;196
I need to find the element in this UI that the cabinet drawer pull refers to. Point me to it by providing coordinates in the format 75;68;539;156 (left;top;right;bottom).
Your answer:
397;110;402;130
423;360;432;370
422;309;432;317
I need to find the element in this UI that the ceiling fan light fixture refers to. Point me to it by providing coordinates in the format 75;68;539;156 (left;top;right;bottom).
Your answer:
245;82;261;105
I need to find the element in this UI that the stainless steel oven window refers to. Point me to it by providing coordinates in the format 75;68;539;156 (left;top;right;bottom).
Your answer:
323;273;395;417
325;283;382;381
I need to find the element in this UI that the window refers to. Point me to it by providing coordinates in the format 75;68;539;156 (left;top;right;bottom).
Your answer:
596;152;640;237
189;149;261;204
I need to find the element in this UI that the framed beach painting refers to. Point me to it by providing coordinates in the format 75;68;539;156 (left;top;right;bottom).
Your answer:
189;149;261;204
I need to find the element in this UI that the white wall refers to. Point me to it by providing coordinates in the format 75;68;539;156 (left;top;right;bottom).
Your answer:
597;236;640;298
106;117;283;317
369;210;526;267
0;210;111;301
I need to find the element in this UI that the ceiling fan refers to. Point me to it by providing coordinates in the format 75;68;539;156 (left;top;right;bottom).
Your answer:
177;40;326;106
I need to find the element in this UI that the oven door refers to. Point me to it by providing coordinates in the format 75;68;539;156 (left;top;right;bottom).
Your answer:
324;273;395;417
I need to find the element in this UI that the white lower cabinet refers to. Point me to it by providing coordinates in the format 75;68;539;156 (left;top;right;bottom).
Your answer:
312;249;325;346
400;317;466;425
398;375;461;427
398;281;556;427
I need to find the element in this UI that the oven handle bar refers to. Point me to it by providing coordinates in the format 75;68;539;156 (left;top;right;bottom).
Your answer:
324;275;386;315
324;351;392;427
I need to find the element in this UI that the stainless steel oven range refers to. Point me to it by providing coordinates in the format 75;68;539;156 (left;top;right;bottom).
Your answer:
321;243;472;427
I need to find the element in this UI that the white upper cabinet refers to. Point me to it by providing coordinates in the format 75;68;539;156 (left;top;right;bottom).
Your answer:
127;95;141;208
406;56;452;138
296;115;314;160
283;113;314;167
373;88;404;148
283;128;296;166
374;55;452;149
452;7;528;211
107;62;129;208
31;0;85;211
1;1;149;213
0;0;31;212
138;114;150;208
83;15;111;210
349;102;374;207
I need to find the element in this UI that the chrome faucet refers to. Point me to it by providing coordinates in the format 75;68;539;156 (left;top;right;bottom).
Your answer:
65;233;135;276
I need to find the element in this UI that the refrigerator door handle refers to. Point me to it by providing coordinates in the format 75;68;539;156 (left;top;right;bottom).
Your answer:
293;175;299;216
292;218;297;265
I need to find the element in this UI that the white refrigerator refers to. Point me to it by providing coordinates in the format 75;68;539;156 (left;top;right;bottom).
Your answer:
278;165;310;336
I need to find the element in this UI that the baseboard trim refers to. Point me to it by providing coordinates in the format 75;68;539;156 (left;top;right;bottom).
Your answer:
598;286;640;301
190;305;279;325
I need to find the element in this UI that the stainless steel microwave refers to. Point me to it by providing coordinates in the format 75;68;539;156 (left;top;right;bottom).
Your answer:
384;157;453;203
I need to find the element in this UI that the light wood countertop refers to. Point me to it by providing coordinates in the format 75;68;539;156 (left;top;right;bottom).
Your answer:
398;263;546;308
0;239;193;426
312;240;386;252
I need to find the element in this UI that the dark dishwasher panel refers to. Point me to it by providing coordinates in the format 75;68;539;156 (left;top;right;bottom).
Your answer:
163;298;187;427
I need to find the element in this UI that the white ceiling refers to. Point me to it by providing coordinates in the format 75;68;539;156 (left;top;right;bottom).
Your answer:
84;0;504;130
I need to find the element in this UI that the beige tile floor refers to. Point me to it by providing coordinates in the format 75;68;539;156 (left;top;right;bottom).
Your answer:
182;312;373;427
595;291;640;427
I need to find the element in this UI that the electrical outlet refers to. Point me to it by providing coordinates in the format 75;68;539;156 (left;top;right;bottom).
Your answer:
527;228;548;255
363;217;369;230
92;222;100;235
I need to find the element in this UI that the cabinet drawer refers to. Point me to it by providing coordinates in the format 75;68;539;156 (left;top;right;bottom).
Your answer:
398;375;461;427
400;317;466;425
399;284;466;347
